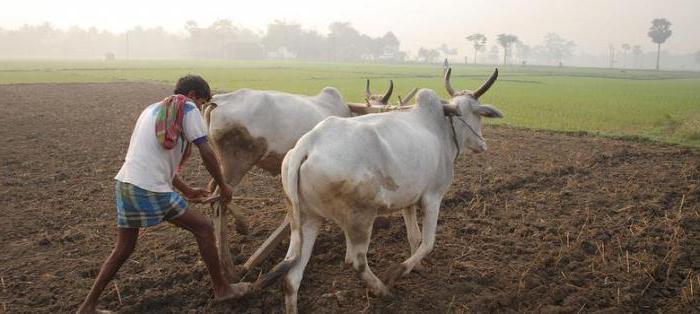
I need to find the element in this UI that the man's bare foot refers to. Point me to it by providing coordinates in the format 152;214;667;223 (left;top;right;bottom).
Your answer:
213;282;253;302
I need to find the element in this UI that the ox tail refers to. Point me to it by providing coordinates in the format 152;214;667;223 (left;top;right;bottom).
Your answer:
254;148;307;290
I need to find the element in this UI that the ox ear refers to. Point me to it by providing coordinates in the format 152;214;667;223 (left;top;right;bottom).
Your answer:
474;105;503;118
441;99;461;116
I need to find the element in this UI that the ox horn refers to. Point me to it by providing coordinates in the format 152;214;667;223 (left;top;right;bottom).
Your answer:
365;79;372;98
472;68;499;99
444;68;456;97
380;80;394;104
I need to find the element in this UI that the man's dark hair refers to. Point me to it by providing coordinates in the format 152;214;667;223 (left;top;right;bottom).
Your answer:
174;75;211;101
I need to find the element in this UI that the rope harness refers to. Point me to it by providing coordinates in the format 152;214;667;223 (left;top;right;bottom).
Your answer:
448;116;460;164
448;115;484;163
455;116;485;142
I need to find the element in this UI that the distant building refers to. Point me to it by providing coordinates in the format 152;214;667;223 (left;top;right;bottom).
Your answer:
377;44;405;62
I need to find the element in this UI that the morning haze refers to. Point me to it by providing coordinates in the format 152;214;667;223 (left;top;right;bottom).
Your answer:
0;0;698;69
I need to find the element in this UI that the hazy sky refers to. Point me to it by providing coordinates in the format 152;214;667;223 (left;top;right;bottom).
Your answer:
2;0;698;55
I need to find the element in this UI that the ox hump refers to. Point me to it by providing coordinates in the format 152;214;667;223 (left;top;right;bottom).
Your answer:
319;87;342;100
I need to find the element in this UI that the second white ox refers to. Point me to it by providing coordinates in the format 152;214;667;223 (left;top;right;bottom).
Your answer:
256;69;503;313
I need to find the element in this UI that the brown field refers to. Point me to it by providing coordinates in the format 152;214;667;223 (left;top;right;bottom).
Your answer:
1;83;699;313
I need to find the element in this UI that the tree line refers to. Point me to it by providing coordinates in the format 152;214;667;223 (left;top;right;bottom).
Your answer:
459;18;686;70
0;20;405;62
0;18;696;70
460;32;576;66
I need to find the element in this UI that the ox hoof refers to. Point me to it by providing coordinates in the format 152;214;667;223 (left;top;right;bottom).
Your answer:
367;285;393;298
382;263;407;287
234;218;250;235
214;282;253;302
224;270;242;283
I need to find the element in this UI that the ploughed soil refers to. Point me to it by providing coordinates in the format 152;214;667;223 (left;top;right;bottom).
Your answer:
1;83;699;313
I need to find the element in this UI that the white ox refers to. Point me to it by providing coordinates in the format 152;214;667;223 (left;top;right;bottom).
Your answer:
254;69;502;313
204;82;415;280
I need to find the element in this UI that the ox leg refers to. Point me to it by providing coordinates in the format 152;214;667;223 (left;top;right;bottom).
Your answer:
385;195;441;286
343;232;353;264
402;205;423;270
283;213;322;314
345;213;391;297
218;151;259;236
213;147;261;282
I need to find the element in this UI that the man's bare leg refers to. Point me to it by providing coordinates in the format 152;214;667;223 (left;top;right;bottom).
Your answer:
77;228;139;314
170;211;251;300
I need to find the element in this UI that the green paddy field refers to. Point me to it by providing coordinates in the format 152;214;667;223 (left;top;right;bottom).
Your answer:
2;59;699;147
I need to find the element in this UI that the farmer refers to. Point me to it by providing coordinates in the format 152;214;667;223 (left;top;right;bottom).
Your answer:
77;75;249;313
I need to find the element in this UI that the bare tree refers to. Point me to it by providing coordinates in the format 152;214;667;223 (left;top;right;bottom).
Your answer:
497;34;519;65
466;33;487;64
647;18;672;70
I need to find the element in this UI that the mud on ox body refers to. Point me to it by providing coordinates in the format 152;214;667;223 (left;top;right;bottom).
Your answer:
255;69;503;313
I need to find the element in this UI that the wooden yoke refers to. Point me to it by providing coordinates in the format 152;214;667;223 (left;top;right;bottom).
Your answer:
346;103;414;115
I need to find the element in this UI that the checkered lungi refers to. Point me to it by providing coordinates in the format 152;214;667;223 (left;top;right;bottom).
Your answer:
115;180;187;228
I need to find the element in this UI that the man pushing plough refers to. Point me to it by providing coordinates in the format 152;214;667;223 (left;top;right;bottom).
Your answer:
77;75;251;314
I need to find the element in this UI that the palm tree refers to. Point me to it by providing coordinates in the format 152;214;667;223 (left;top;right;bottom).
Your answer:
466;33;487;64
497;34;519;65
647;18;672;70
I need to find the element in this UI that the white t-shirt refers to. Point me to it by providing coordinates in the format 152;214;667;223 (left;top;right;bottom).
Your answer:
115;101;208;192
